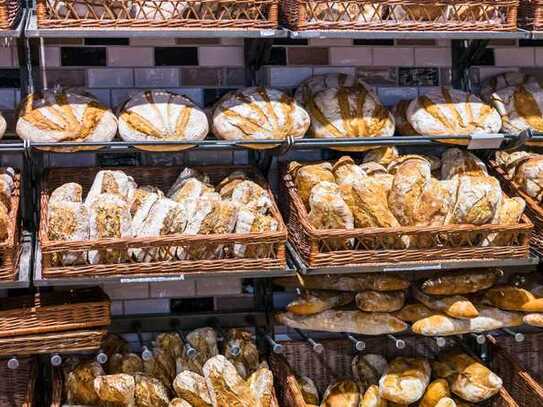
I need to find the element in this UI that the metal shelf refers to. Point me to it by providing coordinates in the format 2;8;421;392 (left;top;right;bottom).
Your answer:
290;29;531;40
0;236;31;289
0;9;26;38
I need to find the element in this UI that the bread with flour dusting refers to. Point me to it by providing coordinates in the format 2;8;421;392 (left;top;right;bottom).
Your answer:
490;82;543;133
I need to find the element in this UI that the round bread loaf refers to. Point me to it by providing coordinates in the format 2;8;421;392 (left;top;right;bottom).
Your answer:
491;82;543;133
480;72;538;101
308;86;395;151
0;111;6;139
406;87;501;143
295;73;367;107
16;89;117;151
392;99;418;136
212;87;310;149
118;90;208;151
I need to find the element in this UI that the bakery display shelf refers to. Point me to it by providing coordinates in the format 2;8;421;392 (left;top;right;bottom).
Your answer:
0;234;32;289
0;8;25;38
25;11;287;38
286;241;539;275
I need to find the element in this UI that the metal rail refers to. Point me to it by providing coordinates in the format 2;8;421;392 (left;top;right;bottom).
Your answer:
290;29;531;40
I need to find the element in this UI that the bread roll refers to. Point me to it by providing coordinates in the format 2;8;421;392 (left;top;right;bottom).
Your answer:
379;357;431;404
66;361;105;405
394;303;437;322
491;83;543;133
134;374;170;407
413;288;479;319
295;73;366;107
355;290;405;312
360;384;387;407
420;270;498;296
173;371;212;407
406;88;501;142
480;72;538;101
94;374;136;407
289;161;335;208
203;355;255;407
0;111;6;138
307;87;395;151
286;290;354;315
212;87;310;148
362;146;399;166
17;89;117;149
441;148;487;180
523;313;543;327
224;328;259;379
0;168;14;211
275;310;408;335
320;380;361;407
118;90;208;150
274;273;410;292
420;379;450;407
85;170;137;206
484;285;543;312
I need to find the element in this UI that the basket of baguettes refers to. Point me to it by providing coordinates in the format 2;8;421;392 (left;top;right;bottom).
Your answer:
51;329;279;407
269;337;527;407
0;0;21;29
519;0;543;30
36;0;278;28
0;357;37;407
275;270;543;338
0;167;21;282
281;0;518;31
39;165;287;279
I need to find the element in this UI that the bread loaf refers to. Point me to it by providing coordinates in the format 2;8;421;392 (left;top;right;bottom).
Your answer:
212;87;310;148
480;72;538;101
296;376;319;405
131;188;161;236
107;353;144;375
247;367;279;407
394;303;438;322
231;180;272;215
362;146;399;166
523;313;543;327
441;148;487;180
435;397;457;407
483;196;526;246
173;371;212;407
134;374;170;407
169;398;192;407
333;156;366;187
118;90;208;150
355;290;405;312
0;111;6;138
203;355;255;407
320;380;361;407
0;168;14;211
66;361;105;405
413;287;479;319
168;171;214;223
510;154;543;201
275;310;408;335
233;209;278;258
406;88;501;142
420;270;498;296
295;73;366;107
352;354;387;391
274;273;410;292
17;89;117;149
307;86;395;151
491;83;543;133
379;357;431;404
177;327;220;375
156;332;184;361
144;348;176;391
85;170;137;206
286;290;354;315
224;328;259;379
420;379;450;407
392;99;418;136
288;161;335;208
360;384;387;407
93;374;136;407
484;285;543;312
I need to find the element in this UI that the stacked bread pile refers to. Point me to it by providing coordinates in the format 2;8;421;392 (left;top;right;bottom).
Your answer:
47;167;278;265
290;350;502;406
0;168;15;243
288;147;526;249
63;328;278;407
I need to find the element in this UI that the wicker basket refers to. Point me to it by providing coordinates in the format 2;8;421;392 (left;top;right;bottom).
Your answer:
0;174;21;283
282;0;518;31
37;0;278;29
0;329;107;357
519;0;543;30
282;168;532;269
0;0;21;30
0;357;37;407
0;287;111;339
39;166;287;279
269;338;521;407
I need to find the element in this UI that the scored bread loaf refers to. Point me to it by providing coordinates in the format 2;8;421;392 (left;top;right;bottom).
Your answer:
212;87;310;147
233;209;278;258
482;196;526;246
355;290;405;312
441;148;488;180
274;273;410;292
510;153;543;201
294;73;366;107
413;288;479;319
320;380;362;407
406;87;501;141
66;361;105;405
286;290;354;315
275;310;408;335
484;285;543;312
203;355;255;407
420;379;450;407
288;161;335;208
394;303;438;322
231;180;272;215
392;99;418;136
246;367;279;407
420;270;498;296
362;146;399;166
118;90;208;148
490;82;543;133
85;170;137;206
360;384;387;407
480;72;538;101
134;374;170;407
172;371;212;406
131;188;161;235
93;374;136;407
523;313;543;327
16;89;117;149
0;111;6;139
168;169;214;220
379;357;431;405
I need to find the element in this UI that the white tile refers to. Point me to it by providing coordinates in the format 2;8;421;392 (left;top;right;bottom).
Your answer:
108;47;154;67
377;87;418;107
130;38;176;46
199;47;244;67
43;47;61;68
535;48;543;67
0;89;16;110
195;278;242;296
134;68;179;87
110;301;124;316
88;68;133;88
312;66;356;76
123;299;170;315
494;48;535;67
267;67;312;87
373;47;414;66
329;47;372;66
149;281;196;298
81;88;111;107
103;283;149;300
0;47;12;67
414;48;451;67
309;38;353;47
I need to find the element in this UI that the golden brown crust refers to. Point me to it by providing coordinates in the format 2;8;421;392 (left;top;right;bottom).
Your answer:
355;290;405;312
420;270;498;296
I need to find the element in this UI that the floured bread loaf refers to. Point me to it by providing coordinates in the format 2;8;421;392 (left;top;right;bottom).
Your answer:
118;90;208;148
320;380;361;407
173;371;212;406
491;82;543;133
217;171;249;198
168;169;213;221
480;72;538;101
203;355;255;407
421;270;498;295
362;146;399;166
483;196;526;246
393;99;418;136
395;303;438;322
134;374;170;407
50;182;83;204
360;384;387;407
224;328;259;379
295;73;366;107
420;379;450;407
355;290;405;312
379;357;431;404
274;273;410;292
413;287;479;319
231;180;272;215
286;290;354;315
86;170;137;206
510;154;543;201
88;192;132;264
276;309;408;335
212;87;310;147
17;89;117;149
247;367;279;407
0;111;6;138
441;148;487;180
307;86;395;151
66;361;105;405
288;161;335;208
406;88;501;141
93;374;136;407
233;208;278;258
131;188;161;235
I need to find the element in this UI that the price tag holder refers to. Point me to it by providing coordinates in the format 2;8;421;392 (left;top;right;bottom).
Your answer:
467;134;504;150
259;29;275;37
120;275;185;284
383;263;442;272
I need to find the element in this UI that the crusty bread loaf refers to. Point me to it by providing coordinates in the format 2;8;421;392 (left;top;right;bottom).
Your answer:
484;285;543;312
413;288;479;319
420;379;450;407
441;148;487;180
523;313;543;327
274;273;410;292
392;99;418;136
169;398;192;407
379;357;431;404
333;156;366;187
406;88;501;141
288;161;335;208
203;355;255;407
296;376;319;405
212;87;310;148
483;196;526;246
394;303;438;322
173;371;212;407
0;168;14;211
294;73;366;107
247;367;279;407
107;353;144;375
355;290;405;312
510;154;543;201
286;290;354;315
362;146;399;166
352;354;387;391
231;180;272;215
66;361;105;405
48;199;89;265
275;310;408;335
0;111;6;139
93;374;136;407
435;397;457;407
491;82;543;133
134;374;170;407
50;182;83;204
17;89;117;149
177;327;219;375
118;90;208;149
131;188;161;236
233;209;278;258
420;270;498;296
320;380;361;407
360;384;387;407
224;328;259;379
480;72;538;101
85;170;137;206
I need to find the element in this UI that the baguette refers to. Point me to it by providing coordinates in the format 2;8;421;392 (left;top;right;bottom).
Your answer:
275;310;408;336
355;290;405;312
378;357;431;405
394;304;438;322
484;285;543;312
286;290;354;315
420;270;498;296
420;379;450;407
523;313;543;327
274;274;410;292
413;288;479;319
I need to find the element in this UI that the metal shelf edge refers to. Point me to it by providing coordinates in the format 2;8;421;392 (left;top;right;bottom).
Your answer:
289;29;531;40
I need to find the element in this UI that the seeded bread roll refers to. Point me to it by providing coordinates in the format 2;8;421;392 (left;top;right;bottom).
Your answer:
413;288;479;319
118;90;208;151
420;270;498;296
355;290;405;312
491;82;543;133
379;357;431;405
320;380;362;407
286;290;354;315
274;273;410;292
